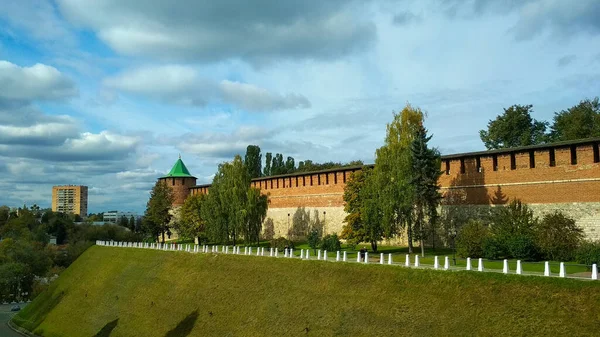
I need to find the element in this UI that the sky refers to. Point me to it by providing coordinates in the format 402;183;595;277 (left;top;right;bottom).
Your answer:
0;0;599;214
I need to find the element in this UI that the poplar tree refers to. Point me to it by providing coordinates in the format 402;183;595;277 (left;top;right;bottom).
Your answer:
263;152;272;176
244;145;262;178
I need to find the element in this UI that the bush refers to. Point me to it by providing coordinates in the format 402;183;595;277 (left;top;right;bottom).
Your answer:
482;237;505;260
269;237;294;250
575;241;600;265
535;212;583;261
320;234;341;252
455;220;490;258
307;229;320;252
506;235;538;261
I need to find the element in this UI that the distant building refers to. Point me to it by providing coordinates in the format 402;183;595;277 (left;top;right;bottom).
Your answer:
103;211;138;224
52;185;88;216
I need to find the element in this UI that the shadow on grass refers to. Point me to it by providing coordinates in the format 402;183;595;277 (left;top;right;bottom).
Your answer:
164;310;199;337
94;318;119;337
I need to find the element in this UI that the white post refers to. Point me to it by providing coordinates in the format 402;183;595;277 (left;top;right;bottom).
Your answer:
503;259;509;274
305;250;310;260
405;254;410;267
323;250;327;261
257;248;261;256
289;249;294;258
466;258;472;271
249;247;253;255
261;247;265;256
270;248;273;257
380;253;384;265
364;252;369;264
318;250;322;260
544;261;550;276
343;251;347;262
336;251;340;261
414;255;419;267
243;247;247;255
225;246;229;254
516;260;522;275
434;256;439;269
284;248;288;258
357;252;361;263
592;264;598;280
388;254;393;265
300;249;304;259
478;258;484;272
444;256;449;270
275;248;279;257
559;262;566;278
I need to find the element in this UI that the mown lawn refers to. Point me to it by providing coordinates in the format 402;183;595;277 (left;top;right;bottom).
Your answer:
14;246;600;336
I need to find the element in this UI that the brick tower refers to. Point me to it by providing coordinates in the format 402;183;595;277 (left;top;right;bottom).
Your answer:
159;155;197;207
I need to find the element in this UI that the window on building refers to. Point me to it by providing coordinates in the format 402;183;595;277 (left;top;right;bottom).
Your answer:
529;151;535;168
460;158;465;174
492;155;498;171
476;157;481;173
445;160;450;175
571;146;577;165
549;148;556;167
172;178;175;186
510;153;516;170
594;143;600;163
270;180;273;189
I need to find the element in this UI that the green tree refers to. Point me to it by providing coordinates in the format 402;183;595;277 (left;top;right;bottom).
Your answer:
272;153;285;175
456;220;490;258
144;180;174;243
479;104;548;149
128;216;136;232
535;212;583;261
360;168;384;252
244;145;262;178
285;156;295;174
245;187;268;245
550;97;600;141
410;124;442;256
341;169;369;248
263;152;272;176
489;199;539;259
119;216;128;228
177;194;208;243
374;103;424;253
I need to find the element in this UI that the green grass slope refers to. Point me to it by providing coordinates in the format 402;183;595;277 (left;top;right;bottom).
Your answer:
13;246;600;337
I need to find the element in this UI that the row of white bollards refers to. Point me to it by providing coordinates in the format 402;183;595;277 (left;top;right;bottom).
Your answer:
96;241;599;280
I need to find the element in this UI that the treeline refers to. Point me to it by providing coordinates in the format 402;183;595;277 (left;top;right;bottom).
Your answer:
144;155;268;245
480;97;600;149
244;145;363;178
0;205;141;302
341;103;442;255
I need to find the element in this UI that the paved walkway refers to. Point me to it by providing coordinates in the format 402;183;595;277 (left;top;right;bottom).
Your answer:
0;304;28;337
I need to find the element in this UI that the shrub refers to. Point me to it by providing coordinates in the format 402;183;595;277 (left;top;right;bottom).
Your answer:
269;237;294;250
575;241;600;265
455;220;490;258
307;229;320;253
482;237;505;260
320;234;341;252
490;199;537;241
535;212;583;261
506;235;538;261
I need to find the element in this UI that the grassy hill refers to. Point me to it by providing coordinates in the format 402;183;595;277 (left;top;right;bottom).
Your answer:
13;246;600;337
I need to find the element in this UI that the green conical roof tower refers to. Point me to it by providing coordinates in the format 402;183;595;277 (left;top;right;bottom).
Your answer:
163;155;195;178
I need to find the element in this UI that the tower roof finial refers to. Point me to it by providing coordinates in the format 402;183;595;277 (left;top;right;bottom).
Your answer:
179;153;181;159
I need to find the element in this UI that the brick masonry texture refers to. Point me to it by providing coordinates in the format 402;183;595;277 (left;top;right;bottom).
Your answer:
179;140;600;241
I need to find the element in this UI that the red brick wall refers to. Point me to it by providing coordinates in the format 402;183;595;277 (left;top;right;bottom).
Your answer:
186;143;600;208
160;177;197;206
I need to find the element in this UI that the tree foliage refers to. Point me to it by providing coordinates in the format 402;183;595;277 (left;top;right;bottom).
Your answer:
244;145;262;178
410;124;442;255
536;212;583;261
202;155;268;245
479;104;548;150
143;180;174;243
550;97;600;141
176;194;208;243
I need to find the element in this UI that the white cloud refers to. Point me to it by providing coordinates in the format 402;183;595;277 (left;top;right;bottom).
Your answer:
57;0;375;64
104;65;310;111
0;60;78;101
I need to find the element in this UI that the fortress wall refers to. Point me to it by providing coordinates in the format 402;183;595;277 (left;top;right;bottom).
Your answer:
186;139;600;242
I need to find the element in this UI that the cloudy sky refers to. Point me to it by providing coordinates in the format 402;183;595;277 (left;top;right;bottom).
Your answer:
1;0;599;213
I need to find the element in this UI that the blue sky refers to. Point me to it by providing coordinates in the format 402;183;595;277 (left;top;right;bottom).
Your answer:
0;0;599;213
